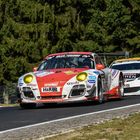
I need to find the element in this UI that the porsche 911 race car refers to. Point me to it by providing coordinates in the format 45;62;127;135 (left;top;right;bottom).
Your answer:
17;52;124;108
110;57;140;95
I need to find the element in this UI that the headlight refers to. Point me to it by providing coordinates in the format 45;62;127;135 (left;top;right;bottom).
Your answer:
24;74;33;84
76;72;87;81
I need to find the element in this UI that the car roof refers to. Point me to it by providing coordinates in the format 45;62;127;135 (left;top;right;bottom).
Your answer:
45;52;93;59
113;57;140;64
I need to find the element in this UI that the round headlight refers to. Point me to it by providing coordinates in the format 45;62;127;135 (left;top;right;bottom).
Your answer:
24;74;33;84
76;72;87;81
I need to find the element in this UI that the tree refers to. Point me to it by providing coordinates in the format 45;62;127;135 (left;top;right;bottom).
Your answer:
0;0;140;85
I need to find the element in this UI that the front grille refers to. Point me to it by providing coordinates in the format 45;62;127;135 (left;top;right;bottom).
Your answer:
124;87;140;93
72;84;85;89
70;84;85;97
70;89;85;96
41;96;62;99
22;87;34;98
124;74;136;79
124;73;140;80
136;73;140;78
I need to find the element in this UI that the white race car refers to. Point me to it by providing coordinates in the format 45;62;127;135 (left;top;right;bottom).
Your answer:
110;58;140;95
17;52;124;108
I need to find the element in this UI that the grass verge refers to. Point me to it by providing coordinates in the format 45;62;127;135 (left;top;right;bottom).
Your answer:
0;104;18;107
46;112;140;140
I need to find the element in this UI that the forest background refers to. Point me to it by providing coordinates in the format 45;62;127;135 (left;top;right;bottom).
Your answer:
0;0;140;86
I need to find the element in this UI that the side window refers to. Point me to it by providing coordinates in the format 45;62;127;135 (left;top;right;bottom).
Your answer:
95;56;102;64
38;61;48;71
95;56;106;68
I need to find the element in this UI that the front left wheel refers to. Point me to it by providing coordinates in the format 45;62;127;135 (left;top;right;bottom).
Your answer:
20;103;36;109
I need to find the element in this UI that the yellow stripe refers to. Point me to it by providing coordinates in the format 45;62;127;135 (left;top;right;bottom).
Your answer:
114;57;140;63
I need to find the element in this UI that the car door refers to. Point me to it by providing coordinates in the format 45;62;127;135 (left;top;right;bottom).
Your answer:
94;55;109;92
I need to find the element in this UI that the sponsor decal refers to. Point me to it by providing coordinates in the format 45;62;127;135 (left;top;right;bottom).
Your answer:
56;55;80;58
112;69;117;76
18;78;23;83
27;84;37;86
88;80;96;83
110;69;119;79
64;71;76;75
87;73;93;75
124;73;136;79
88;75;96;80
19;83;23;86
87;85;92;88
67;81;79;85
44;83;58;86
82;55;90;58
55;54;90;58
41;87;60;92
19;78;22;82
32;88;38;90
93;71;100;75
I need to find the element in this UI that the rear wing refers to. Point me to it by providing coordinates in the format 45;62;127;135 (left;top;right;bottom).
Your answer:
98;51;130;57
97;51;131;66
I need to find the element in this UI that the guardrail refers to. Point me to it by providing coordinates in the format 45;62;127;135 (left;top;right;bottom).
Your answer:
98;51;130;57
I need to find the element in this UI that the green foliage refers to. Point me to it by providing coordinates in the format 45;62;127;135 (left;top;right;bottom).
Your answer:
0;0;140;85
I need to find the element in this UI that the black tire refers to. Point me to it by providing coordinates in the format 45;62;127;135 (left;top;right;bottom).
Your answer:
97;78;104;104
20;103;36;109
118;74;124;98
43;103;57;107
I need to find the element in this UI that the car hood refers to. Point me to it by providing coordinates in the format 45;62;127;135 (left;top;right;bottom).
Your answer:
121;70;140;73
34;68;87;96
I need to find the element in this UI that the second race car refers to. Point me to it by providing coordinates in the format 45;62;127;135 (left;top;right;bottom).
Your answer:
110;57;140;95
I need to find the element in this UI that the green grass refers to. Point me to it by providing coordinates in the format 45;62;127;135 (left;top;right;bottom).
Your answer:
0;104;18;107
46;112;140;140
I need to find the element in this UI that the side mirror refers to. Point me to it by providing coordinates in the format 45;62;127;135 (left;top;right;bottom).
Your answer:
96;64;105;70
33;67;38;72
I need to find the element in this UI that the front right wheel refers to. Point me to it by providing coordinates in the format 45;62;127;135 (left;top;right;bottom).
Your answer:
118;74;124;98
97;78;104;103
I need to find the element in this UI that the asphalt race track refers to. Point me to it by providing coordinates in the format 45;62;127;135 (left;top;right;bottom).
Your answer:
0;95;140;132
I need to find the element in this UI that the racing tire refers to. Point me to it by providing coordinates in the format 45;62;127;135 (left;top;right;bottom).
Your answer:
43;103;57;107
118;74;124;99
20;103;36;109
97;78;104;104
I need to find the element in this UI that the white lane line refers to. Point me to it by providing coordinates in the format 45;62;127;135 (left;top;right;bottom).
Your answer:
0;106;4;108
0;103;140;134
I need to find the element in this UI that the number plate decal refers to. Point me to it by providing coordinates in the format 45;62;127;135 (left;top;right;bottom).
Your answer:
41;87;60;92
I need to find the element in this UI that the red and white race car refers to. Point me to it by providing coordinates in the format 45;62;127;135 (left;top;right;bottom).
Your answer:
17;52;124;108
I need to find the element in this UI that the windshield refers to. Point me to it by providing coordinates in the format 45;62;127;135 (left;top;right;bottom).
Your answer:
38;55;95;70
111;63;140;70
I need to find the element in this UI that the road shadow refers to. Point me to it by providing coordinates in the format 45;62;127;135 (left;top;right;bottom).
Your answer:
17;95;137;110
